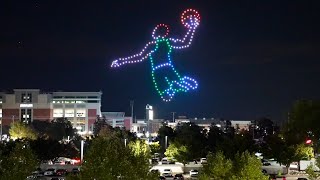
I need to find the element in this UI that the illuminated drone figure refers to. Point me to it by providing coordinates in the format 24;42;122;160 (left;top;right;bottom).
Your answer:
111;9;201;102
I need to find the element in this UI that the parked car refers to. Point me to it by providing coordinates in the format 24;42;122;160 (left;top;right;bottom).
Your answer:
56;169;67;176
200;158;207;164
163;173;174;179
161;158;169;164
44;168;55;176
174;174;184;180
189;169;198;177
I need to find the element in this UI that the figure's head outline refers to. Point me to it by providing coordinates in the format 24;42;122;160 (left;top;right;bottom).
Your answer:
152;24;170;40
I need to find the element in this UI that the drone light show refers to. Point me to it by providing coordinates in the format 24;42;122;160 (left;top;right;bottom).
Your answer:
111;9;201;102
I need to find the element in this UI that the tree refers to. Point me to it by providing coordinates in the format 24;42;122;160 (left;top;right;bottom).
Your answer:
199;151;232;180
231;151;269;180
93;115;109;136
9;122;37;140
79;131;157;180
149;141;161;155
207;125;224;153
306;156;320;180
286;100;320;152
174;123;206;159
129;139;150;157
157;125;175;153
165;142;189;165
216;132;257;160
199;151;268;180
32;118;76;140
254;118;275;138
0;142;39;179
49;118;75;140
262;134;308;173
30;137;64;161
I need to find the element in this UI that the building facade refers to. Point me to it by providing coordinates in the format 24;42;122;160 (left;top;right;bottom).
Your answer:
0;89;102;134
101;112;132;131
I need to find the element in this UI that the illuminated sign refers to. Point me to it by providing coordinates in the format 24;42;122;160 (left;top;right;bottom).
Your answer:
20;104;33;108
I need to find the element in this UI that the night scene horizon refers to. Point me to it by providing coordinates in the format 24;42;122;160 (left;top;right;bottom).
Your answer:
1;0;319;122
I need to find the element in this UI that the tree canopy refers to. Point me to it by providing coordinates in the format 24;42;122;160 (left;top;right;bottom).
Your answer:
0;142;38;180
78;130;157;180
164;142;188;164
200;151;268;180
9;122;37;140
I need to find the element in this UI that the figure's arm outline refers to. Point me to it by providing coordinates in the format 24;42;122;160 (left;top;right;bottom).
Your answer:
169;26;197;49
111;41;156;67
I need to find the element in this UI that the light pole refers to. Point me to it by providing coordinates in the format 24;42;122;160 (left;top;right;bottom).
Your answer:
81;140;84;163
165;136;168;149
124;138;127;147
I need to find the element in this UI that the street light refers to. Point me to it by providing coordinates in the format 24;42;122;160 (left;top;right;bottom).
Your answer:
81;140;84;163
165;136;168;149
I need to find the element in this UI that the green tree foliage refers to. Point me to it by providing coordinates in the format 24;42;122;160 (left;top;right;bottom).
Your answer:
285;100;320;149
216;131;256;160
306;156;320;180
199;151;232;180
9;122;37;140
79;131;157;180
164;142;188;165
231;151;269;180
49;118;75;140
157;125;175;152
93;115;109;136
207;125;224;153
32;118;75;140
0;142;38;180
149;141;160;155
262;134;314;171
174;123;206;159
295;143;314;160
129;139;150;157
30;138;64;161
200;151;268;180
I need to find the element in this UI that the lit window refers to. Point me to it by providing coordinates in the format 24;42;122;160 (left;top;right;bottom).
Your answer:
65;109;75;117
53;109;63;117
76;109;86;117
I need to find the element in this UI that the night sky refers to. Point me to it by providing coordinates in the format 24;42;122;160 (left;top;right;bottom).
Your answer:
1;1;319;122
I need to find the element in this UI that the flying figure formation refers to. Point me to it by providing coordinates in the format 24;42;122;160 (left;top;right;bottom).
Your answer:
111;9;201;102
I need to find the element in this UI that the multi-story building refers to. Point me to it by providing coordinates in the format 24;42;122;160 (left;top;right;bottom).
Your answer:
101;112;132;131
0;89;102;134
131;119;163;137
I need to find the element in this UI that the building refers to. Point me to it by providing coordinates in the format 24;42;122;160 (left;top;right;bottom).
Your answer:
166;116;251;132
101;112;132;131
131;119;163;137
0;89;102;134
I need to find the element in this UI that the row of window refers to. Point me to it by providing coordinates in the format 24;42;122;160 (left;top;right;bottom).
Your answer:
53;100;99;104
53;109;86;118
53;96;99;99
